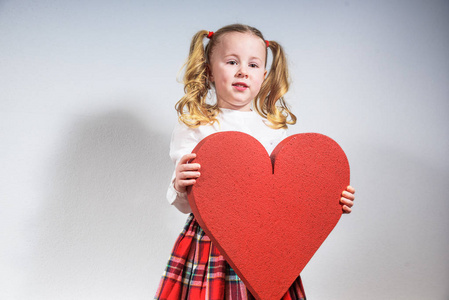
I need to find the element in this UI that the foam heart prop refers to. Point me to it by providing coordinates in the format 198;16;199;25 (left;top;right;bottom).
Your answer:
187;132;350;300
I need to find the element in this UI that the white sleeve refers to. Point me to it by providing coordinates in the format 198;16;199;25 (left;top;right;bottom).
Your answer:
166;121;200;214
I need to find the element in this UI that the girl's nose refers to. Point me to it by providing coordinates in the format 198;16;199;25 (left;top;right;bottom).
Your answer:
236;67;248;78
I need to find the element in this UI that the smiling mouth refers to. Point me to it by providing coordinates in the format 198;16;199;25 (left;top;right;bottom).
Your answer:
232;82;249;88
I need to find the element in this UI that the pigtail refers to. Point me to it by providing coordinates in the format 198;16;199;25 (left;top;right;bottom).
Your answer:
175;30;219;127
254;40;297;129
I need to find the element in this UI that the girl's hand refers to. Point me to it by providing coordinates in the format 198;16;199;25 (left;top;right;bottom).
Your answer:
340;186;355;214
174;153;201;193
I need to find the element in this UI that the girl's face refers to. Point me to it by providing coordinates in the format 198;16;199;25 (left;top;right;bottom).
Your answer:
209;32;267;111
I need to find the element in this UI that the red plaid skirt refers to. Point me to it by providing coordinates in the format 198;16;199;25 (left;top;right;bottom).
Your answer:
155;214;306;300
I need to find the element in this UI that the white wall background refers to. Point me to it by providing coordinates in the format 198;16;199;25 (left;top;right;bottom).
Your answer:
1;0;448;299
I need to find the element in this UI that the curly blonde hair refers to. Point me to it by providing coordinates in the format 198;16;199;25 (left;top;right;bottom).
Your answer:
175;24;296;129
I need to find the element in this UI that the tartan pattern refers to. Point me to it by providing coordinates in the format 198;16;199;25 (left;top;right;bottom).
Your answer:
155;214;306;300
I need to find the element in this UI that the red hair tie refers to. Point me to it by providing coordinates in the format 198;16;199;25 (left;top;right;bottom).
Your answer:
265;40;269;47
207;31;214;39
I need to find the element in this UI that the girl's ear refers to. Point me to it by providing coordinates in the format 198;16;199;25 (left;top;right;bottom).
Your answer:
264;69;267;78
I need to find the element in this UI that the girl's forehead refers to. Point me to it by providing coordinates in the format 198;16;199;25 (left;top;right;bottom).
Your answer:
218;32;265;48
212;32;266;58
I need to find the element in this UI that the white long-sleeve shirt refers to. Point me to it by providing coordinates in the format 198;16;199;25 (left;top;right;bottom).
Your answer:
167;108;288;213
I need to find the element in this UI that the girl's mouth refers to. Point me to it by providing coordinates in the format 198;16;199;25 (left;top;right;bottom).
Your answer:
232;82;249;91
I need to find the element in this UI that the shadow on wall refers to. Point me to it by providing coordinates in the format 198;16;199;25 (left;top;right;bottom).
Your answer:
25;109;180;299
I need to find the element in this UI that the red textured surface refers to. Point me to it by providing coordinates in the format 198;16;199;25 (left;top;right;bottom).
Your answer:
187;132;350;300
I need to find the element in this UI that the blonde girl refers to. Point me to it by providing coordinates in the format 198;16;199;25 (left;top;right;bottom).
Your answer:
155;24;355;300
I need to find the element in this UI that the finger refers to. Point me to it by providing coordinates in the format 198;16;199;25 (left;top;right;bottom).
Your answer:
179;163;201;172
179;153;197;164
177;179;197;187
342;190;355;200
346;185;355;194
179;171;201;179
340;197;353;208
342;205;352;214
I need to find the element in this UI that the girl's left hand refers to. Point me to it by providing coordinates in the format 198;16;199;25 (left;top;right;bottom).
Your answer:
340;186;355;214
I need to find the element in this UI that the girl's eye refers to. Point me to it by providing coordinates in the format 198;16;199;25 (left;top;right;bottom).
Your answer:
227;60;238;65
249;63;259;68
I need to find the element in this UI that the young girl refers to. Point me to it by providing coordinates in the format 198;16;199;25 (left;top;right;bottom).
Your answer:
155;24;355;300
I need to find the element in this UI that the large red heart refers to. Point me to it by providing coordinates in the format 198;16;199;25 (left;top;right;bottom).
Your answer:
188;132;350;300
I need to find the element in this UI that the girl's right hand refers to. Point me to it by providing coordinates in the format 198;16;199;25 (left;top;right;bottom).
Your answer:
174;153;201;193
